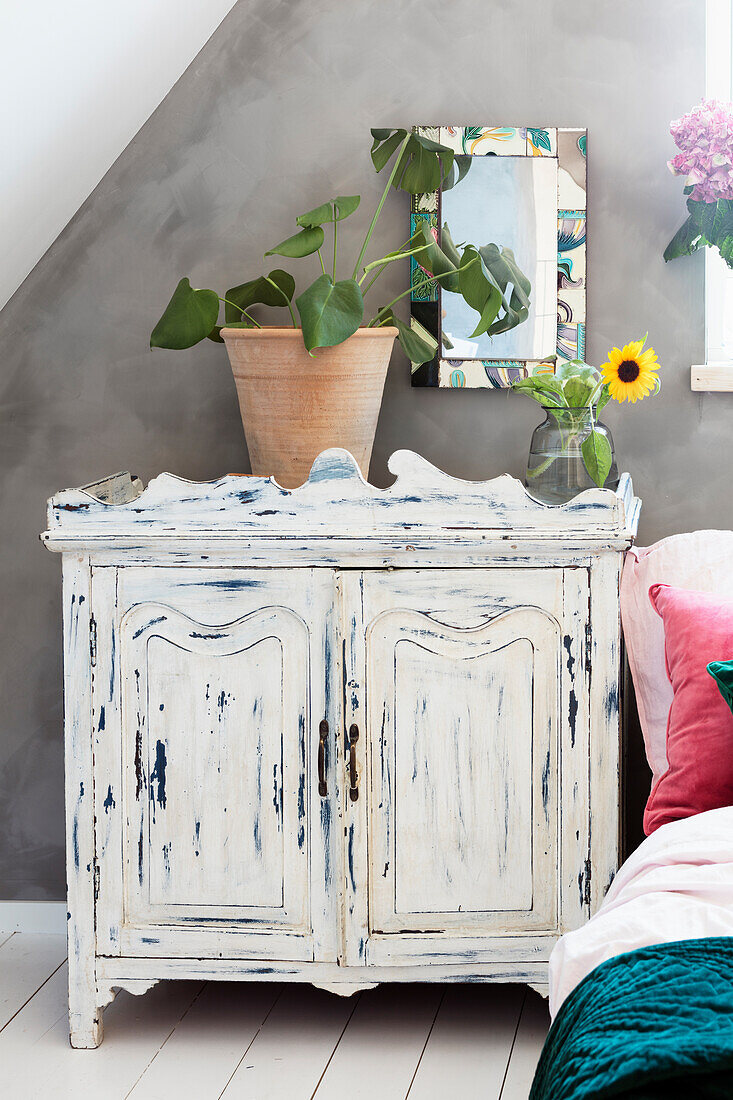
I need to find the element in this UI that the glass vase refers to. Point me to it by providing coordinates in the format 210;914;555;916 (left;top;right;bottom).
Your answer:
525;407;619;505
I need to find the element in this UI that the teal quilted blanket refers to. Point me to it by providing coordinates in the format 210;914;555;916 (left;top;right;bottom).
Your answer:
530;938;733;1099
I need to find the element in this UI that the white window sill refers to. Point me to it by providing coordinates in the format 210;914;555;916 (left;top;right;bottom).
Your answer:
691;363;733;391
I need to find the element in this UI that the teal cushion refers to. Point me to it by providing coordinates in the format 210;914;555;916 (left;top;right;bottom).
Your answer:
707;659;733;712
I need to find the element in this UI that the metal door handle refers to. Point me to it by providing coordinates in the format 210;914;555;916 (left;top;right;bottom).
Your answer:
318;719;328;797
348;723;359;802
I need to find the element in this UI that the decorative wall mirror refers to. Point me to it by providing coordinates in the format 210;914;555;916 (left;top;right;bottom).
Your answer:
410;126;587;388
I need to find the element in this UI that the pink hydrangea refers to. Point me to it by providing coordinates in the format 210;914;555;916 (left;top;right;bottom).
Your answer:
668;98;733;202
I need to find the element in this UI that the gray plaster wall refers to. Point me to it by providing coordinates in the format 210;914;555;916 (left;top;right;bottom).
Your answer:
0;0;715;899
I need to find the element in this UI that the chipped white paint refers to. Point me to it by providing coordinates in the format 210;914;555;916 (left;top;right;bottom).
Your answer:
43;450;640;544
61;554;101;1048
368;594;559;938
43;449;639;1046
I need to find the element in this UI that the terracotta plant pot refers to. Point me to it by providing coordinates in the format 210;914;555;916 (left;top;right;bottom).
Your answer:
221;326;397;488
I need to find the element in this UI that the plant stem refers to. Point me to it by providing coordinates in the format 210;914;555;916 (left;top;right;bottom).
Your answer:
218;297;262;328
359;235;413;293
317;249;326;276
263;276;298;328
525;407;594;481
586;378;605;406
333;214;337;280
351;134;410;281
525;454;556;479
358;244;431;288
361;267;387;296
368;259;478;326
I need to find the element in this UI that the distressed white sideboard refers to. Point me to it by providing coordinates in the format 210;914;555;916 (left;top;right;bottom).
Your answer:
42;449;640;1047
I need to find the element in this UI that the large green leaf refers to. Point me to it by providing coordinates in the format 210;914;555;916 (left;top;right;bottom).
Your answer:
399;139;452;194
482;244;531;301
370;128;407;172
581;429;613;488
295;274;364;352
263;269;295;301
412;222;460;292
440;223;463;268
378;309;437;366
370;128;455;195
719;232;733;266
150;277;219;350
596;383;612;412
457;246;502;338
563;376;596;407
333;195;360;220
427;234;534;342
688;197;720;241
663;214;703;261
690;197;733;269
442;155;472;192
665;197;733;265
512;375;567;407
224;269;295;323
511;382;553;406
296;195;361;228
265;225;324;258
555;359;597;384
514;366;611;413
478;244;531;336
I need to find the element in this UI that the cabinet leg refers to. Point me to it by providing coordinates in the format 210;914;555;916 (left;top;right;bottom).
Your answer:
69;1005;103;1049
67;947;103;1048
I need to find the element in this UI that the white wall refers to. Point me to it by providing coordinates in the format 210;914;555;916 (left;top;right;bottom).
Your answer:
2;0;238;309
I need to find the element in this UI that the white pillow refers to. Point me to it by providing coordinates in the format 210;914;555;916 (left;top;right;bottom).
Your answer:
620;531;733;787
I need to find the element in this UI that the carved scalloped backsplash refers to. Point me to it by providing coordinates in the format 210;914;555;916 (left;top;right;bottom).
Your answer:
44;448;639;541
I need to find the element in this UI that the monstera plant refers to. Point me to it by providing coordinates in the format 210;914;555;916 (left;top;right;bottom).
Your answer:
150;127;532;487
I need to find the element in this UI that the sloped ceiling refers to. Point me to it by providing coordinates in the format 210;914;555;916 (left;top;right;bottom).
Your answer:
3;0;238;309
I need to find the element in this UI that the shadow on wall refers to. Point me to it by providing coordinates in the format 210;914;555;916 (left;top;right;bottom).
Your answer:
623;684;652;859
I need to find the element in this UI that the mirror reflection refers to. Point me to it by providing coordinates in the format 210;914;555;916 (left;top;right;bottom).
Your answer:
441;156;558;360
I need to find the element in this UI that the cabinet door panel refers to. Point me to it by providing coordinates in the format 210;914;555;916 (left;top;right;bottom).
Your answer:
391;625;535;916
342;569;573;966
93;567;339;962
140;618;294;914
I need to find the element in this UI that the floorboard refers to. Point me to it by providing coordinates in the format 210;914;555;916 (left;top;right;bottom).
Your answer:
127;982;281;1100
0;963;69;1060
407;984;525;1100
0;964;203;1100
0;932;66;1033
313;984;443;1100
220;983;359;1100
0;937;550;1100
499;990;549;1100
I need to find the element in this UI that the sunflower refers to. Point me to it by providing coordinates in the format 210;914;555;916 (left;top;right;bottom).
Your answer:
601;337;660;404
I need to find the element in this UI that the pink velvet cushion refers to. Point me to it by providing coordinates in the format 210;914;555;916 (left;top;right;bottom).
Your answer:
644;583;733;835
620;532;733;787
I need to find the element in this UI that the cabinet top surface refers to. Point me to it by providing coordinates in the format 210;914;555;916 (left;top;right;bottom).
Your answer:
43;449;640;551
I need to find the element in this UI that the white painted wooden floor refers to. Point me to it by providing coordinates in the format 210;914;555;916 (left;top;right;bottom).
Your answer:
0;933;549;1100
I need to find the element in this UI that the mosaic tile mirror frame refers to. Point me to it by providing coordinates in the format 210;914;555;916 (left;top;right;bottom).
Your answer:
410;125;587;388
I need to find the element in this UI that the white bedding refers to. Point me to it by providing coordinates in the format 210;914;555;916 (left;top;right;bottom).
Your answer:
549;806;733;1018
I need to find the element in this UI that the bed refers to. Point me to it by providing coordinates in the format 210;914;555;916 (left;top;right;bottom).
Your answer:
531;808;733;1098
530;533;733;1098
